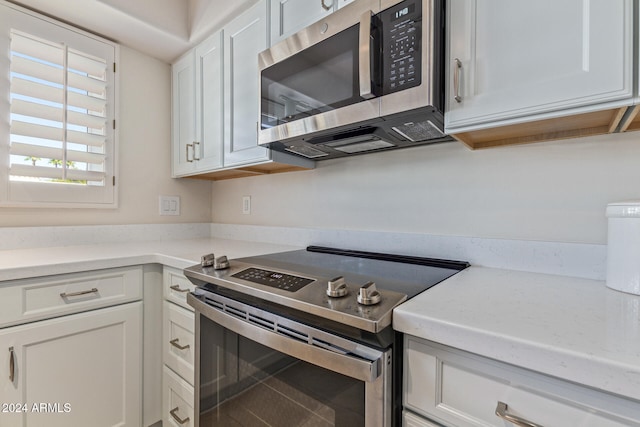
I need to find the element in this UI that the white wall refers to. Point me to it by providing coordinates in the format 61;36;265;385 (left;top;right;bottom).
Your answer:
0;45;212;227
211;131;640;245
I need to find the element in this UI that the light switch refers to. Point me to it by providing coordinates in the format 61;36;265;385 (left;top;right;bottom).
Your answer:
159;196;180;216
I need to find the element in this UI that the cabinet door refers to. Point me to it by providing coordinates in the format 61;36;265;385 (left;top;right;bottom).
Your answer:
446;0;633;132
194;31;224;172
270;0;336;44
171;52;197;176
0;302;142;427
223;0;270;167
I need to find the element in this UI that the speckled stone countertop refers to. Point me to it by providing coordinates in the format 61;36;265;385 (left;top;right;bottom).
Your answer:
1;232;638;404
0;237;300;281
393;266;640;402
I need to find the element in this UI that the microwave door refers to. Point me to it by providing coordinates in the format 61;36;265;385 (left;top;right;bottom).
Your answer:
259;0;381;146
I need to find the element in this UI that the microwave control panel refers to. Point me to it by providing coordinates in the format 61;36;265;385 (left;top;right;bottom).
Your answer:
379;0;422;95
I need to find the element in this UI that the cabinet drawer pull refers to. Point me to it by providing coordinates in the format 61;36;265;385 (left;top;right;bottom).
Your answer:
60;288;99;298
8;347;15;383
194;141;201;160
186;143;194;162
170;285;190;293
453;58;462;103
495;401;543;427
170;338;190;350
170;406;190;424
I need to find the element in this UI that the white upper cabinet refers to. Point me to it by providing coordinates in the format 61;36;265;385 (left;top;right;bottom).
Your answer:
194;32;224;172
223;0;270;167
171;0;314;178
171;52;196;177
270;0;356;45
446;0;633;134
171;31;223;177
270;0;336;44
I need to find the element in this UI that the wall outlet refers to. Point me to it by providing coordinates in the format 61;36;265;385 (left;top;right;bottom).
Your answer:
242;196;251;215
159;196;180;216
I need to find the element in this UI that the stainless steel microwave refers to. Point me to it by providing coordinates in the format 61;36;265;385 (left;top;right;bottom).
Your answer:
258;0;449;160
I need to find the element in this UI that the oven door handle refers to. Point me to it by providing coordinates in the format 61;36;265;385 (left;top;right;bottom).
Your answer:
189;293;384;383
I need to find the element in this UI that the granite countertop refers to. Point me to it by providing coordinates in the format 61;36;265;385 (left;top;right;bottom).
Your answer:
393;266;640;402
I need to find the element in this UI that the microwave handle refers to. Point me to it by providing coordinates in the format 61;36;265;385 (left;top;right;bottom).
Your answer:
359;10;374;99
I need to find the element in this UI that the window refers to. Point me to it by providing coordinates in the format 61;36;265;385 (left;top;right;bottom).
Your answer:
1;2;118;207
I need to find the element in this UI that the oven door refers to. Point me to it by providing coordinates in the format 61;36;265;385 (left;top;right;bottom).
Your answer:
188;291;392;427
258;0;382;147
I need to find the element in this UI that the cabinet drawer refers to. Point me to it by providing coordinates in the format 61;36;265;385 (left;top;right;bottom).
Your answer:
0;266;143;328
403;410;440;427
163;365;194;427
404;337;640;427
163;267;196;311
163;301;195;385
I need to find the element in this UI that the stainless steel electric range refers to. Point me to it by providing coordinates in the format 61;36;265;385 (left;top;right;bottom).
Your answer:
184;246;468;427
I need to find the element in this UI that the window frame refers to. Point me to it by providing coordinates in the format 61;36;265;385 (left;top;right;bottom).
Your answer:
0;0;119;208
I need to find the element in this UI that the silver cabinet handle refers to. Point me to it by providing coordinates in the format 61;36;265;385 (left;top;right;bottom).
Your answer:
453;58;462;103
495;402;544;427
170;285;190;293
186;143;194;162
60;288;99;298
359;10;374;99
169;407;190;425
193;141;201;160
169;338;190;350
8;347;15;383
321;0;333;11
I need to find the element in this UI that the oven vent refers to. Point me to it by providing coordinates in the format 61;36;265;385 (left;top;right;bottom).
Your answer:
247;313;275;329
275;323;308;342
311;338;349;355
225;305;247;319
206;298;224;311
199;291;381;362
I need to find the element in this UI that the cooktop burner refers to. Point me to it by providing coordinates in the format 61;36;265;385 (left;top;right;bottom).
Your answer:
183;246;468;333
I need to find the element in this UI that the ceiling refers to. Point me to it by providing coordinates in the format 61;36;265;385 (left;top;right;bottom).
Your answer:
9;0;258;63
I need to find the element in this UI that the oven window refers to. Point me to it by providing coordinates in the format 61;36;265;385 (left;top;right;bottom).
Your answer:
260;25;361;130
199;315;365;426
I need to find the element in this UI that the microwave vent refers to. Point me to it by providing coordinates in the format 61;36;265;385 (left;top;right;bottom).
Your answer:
326;138;395;154
285;145;329;159
392;120;445;142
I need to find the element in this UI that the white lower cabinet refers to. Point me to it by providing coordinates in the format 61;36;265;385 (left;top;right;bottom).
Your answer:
0;301;142;427
403;410;441;427
162;267;196;425
404;336;640;427
163;266;197;310
163;301;195;385
163;365;194;427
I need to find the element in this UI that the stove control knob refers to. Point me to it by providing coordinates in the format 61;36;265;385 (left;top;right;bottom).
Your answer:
213;255;230;270
357;281;381;306
327;276;348;298
201;253;215;268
